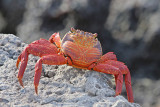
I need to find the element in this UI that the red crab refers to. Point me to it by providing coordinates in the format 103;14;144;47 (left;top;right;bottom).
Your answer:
16;28;134;102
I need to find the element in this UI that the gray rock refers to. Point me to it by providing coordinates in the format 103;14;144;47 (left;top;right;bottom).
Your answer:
0;34;141;107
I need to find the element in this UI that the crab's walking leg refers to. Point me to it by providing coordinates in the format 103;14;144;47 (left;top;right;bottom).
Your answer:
91;63;123;96
16;39;58;87
98;52;117;63
17;48;29;87
105;60;134;102
98;52;119;86
125;70;134;102
93;60;134;102
34;55;69;94
114;74;118;85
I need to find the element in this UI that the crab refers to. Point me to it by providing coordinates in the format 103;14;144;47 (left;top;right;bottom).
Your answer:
16;28;134;102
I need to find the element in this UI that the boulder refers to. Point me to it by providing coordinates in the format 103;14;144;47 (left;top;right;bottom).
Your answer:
0;34;140;107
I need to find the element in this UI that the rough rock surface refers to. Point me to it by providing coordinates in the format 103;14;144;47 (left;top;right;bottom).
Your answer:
0;34;140;107
1;0;160;106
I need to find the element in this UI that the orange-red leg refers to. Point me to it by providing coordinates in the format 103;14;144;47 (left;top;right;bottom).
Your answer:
16;39;58;88
92;63;123;96
17;48;29;87
105;60;134;102
125;70;134;102
88;52;117;70
90;60;134;102
96;52;120;93
98;52;117;63
34;55;68;94
114;74;118;85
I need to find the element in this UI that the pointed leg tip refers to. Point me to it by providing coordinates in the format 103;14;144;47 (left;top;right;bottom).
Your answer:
18;78;24;88
115;92;120;96
130;100;134;103
35;85;38;95
129;99;134;103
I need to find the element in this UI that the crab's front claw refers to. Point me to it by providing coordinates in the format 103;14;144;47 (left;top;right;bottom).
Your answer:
49;32;61;48
33;54;68;94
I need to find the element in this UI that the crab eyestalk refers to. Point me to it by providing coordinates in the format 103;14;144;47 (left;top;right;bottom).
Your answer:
71;27;76;33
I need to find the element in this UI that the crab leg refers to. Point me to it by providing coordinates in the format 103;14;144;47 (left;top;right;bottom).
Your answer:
104;60;134;102
125;70;134;103
34;55;68;94
91;60;134;102
97;52;119;85
16;39;58;87
16;39;58;68
92;63;123;96
98;52;117;63
17;48;29;87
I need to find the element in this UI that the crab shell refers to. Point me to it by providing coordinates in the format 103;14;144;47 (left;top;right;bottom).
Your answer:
61;28;102;68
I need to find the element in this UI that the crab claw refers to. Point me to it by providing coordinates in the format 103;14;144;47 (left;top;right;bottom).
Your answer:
49;32;61;48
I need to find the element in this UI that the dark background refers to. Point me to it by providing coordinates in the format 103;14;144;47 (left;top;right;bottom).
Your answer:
0;0;160;106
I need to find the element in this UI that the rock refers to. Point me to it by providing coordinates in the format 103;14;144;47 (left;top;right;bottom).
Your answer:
1;0;160;81
17;0;111;43
0;0;26;34
1;0;160;106
0;34;140;107
1;0;159;80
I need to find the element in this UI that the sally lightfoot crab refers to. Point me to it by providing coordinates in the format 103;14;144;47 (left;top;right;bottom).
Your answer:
16;28;134;102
